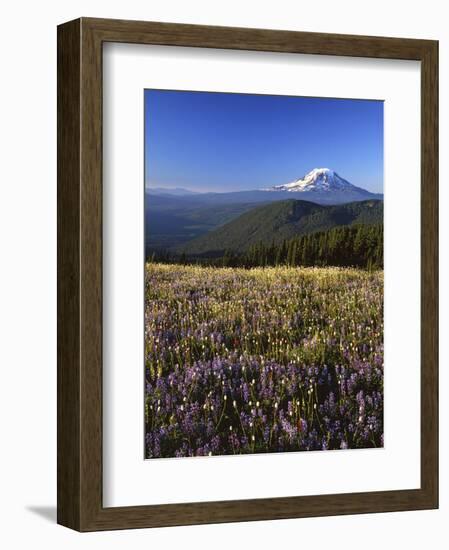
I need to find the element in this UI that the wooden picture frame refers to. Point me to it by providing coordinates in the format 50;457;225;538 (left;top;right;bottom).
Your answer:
57;17;438;531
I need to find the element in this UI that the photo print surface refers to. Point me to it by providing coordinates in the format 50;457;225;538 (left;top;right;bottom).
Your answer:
144;90;384;459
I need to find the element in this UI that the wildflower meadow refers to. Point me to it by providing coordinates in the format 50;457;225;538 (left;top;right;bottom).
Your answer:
145;263;383;458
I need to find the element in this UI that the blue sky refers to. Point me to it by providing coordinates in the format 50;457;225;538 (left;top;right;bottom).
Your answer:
144;89;383;193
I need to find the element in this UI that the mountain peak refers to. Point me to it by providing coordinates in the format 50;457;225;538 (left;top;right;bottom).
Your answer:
270;168;356;193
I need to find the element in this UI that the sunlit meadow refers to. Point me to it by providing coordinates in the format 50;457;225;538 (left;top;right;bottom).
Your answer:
145;263;383;458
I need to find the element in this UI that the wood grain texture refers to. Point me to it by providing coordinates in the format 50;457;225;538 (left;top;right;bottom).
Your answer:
420;40;439;504
57;18;81;531
57;17;439;532
84;17;434;59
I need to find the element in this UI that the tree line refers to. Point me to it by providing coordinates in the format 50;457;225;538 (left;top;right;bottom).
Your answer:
147;223;383;270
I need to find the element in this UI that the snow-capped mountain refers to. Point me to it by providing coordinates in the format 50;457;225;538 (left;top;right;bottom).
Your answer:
271;168;355;193
267;168;382;204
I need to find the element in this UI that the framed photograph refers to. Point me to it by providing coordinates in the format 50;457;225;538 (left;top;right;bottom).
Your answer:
57;17;438;531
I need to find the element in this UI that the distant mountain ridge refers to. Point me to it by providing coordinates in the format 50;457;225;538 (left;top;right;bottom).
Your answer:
145;169;383;254
176;199;383;256
147;168;382;208
146;187;199;197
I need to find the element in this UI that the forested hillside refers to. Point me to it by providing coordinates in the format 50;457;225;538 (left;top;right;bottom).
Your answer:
150;223;383;270
176;199;383;256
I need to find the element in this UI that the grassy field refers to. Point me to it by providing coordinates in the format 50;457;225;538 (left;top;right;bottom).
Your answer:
145;263;383;458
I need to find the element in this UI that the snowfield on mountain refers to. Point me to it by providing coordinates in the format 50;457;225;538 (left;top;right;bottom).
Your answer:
270;168;367;194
